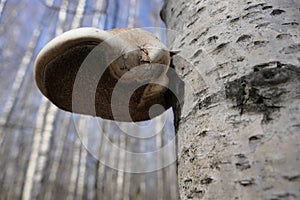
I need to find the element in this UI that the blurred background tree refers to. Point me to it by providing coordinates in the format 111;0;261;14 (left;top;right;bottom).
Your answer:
0;0;179;199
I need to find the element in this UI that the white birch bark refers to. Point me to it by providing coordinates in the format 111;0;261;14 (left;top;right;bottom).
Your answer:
161;0;300;199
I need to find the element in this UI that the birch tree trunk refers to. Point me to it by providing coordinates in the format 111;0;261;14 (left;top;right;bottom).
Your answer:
161;0;300;199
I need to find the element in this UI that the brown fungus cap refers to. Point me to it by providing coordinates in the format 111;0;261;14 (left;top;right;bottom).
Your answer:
34;28;171;122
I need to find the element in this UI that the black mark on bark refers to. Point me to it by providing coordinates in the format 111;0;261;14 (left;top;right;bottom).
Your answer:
211;6;226;16
189;29;209;46
197;130;208;137
192;49;203;58
238;178;255;186
176;10;183;18
280;43;300;54
236;56;245;62
272;193;297;199
197;7;205;13
194;60;200;65
196;0;202;6
197;28;209;39
179;42;185;48
187;188;204;199
235;154;251;170
199;96;211;109
255;22;270;29
243;11;261;20
200;177;213;185
252;40;269;48
253;61;283;71
225;62;299;121
262;5;272;10
207;35;218;44
249;17;263;24
249;135;264;152
270;9;285;16
276;33;292;40
244;3;265;11
189;38;198;45
236;162;251;171
236;34;252;43
249;135;264;142
283;174;300;182
230;17;240;23
212;42;229;54
184;178;192;183
282;22;299;26
187;18;198;28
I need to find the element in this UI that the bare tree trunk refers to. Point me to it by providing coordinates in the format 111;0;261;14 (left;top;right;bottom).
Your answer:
161;0;300;199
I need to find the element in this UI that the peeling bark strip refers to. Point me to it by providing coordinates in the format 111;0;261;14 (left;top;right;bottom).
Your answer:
162;0;300;199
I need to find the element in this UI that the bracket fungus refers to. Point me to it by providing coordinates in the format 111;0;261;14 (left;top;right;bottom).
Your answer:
34;28;173;122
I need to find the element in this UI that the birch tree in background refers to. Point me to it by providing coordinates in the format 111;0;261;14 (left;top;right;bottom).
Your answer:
0;0;179;199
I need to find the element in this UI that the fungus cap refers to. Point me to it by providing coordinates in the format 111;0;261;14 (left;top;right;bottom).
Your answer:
34;27;171;122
